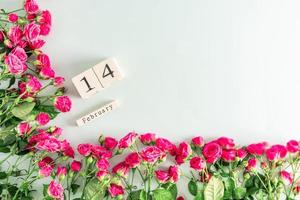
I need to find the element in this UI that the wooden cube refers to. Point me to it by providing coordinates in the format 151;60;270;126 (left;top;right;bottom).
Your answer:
72;68;103;99
76;100;120;126
92;58;124;88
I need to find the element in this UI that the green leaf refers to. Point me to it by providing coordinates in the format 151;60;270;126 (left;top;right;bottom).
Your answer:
4;134;16;145
11;102;36;119
71;183;80;194
84;178;106;200
194;192;204;200
0;146;10;153
161;182;177;199
7;77;15;89
0;172;7;179
234;187;246;199
34;105;60;119
204;177;224;200
152;188;173;200
223;177;235;199
43;184;49;196
127;190;146;200
188;180;198;196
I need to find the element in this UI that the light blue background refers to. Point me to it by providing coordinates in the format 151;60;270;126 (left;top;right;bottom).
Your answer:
2;0;300;147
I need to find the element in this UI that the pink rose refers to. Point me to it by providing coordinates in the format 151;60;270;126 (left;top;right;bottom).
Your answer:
48;180;64;200
8;13;18;23
29;39;45;49
221;149;236;162
16;122;31;136
246;157;257;171
103;137;118;150
24;0;39;14
156;137;177;156
8;26;23;46
202;142;222;164
265;145;287;161
155;170;169;183
140;133;156;144
91;145;112;159
77;143;92;156
96;170;109;181
36;137;61;153
216;137;235;149
190;156;206;171
40;24;51;36
175;142;192;165
280;170;293;185
293;186;300;194
26;75;42;93
40;66;55;79
38;10;52;25
53;77;65;87
4;54;27;75
236;148;247;159
35;112;50;125
247;142;267;156
286;140;299;153
54;96;72;112
70;160;81;172
118;132;138;149
108;183;124;198
60;140;75;158
56;166;67;179
168;165;180;183
96;158;110;171
50;126;63;137
125;152;141;168
36;53;51;68
24;22;40;42
112;161;130;178
140;146;166;163
38;157;54;168
11;47;27;62
39;165;53;177
192;136;204;147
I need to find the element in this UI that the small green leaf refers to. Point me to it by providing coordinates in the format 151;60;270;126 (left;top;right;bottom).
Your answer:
194;192;204;200
4;134;16;145
84;178;106;200
11;102;36;119
204;177;224;200
0;146;10;153
161;182;177;199
43;184;49;196
152;188;173;200
127;190;146;200
71;183;80;194
0;172;7;179
188;180;198;196
234;187;246;199
7;77;15;88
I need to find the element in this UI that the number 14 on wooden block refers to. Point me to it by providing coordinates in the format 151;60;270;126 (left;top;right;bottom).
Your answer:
72;58;124;99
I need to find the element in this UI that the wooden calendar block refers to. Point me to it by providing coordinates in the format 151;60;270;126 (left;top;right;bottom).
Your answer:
92;58;124;88
72;68;103;99
76;100;119;126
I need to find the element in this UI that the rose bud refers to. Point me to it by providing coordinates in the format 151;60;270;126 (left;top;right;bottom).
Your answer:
108;183;125;198
54;96;72;112
48;180;64;200
16;122;31;136
190;156;206;171
155;170;169;183
247;142;267;156
191;136;204;147
177;197;185;200
280;170;293;185
156;137;177;156
236;148;247;160
118;132;138;149
168;165;180;183
56;166;67;180
103;136;118;150
96;170;110;181
39;66;55;79
246;158;257;171
7;13;18;23
140;146;166;164
70;160;81;172
24;0;40;14
293;186;300;194
140;133;156;145
221;149;236;162
175;142;192;165
286;140;299;153
112;162;130;178
125;152;141;168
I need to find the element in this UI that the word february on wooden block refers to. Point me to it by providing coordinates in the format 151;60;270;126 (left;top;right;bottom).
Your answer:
76;100;119;126
72;58;124;99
